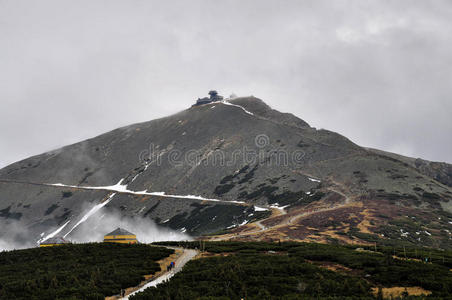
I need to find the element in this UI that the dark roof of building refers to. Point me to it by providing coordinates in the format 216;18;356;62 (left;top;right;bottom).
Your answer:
196;97;211;104
40;236;70;245
105;227;135;236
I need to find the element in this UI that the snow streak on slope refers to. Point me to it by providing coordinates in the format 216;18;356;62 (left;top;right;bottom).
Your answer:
221;100;254;116
145;192;246;204
308;177;321;183
270;203;289;214
42;158;247;239
48;181;246;204
63;193;117;238
38;220;71;244
254;206;270;211
50;180;128;193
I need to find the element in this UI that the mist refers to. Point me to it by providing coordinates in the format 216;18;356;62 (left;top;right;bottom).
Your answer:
0;219;35;251
1;0;452;168
0;205;190;252
67;207;190;244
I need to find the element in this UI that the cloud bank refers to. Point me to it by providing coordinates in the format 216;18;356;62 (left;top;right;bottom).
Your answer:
0;0;451;167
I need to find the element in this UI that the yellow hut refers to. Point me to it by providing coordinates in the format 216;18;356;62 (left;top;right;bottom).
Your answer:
39;237;70;247
103;228;138;244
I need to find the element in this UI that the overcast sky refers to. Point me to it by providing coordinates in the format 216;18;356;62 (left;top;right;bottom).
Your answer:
0;0;451;168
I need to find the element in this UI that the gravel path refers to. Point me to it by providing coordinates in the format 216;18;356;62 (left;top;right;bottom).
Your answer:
123;247;198;299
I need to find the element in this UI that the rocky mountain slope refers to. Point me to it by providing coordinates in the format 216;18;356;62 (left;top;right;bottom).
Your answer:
1;96;451;249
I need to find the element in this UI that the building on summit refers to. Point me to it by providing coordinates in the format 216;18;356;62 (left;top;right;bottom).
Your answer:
39;237;71;247
103;228;138;244
193;90;224;106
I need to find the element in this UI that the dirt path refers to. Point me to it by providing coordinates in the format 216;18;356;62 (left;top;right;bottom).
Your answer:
119;247;198;299
255;219;267;230
280;185;352;228
211;183;355;240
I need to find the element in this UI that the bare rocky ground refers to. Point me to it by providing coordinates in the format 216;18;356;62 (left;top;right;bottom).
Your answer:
1;96;451;248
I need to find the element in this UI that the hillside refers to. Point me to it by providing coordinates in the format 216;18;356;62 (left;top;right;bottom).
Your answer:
0;96;451;249
2;241;450;299
0;243;173;299
134;241;452;299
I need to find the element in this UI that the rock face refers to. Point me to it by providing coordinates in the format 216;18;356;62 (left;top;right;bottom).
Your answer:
1;97;452;248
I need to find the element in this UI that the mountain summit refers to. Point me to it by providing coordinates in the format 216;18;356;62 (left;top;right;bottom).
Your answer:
1;96;451;248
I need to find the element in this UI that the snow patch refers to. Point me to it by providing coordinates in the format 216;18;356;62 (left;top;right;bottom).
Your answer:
146;192;246;204
101;179;129;193
48;182;245;205
308;177;321;183
50;178;128;193
64;193;117;238
254;206;269;212
149;192;166;196
400;229;409;238
38;220;71;244
226;220;249;229
221;100;254;116
270;204;289;213
239;220;248;226
130;174;140;182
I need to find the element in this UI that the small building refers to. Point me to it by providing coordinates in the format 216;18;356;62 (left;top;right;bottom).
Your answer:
103;227;138;244
195;97;212;106
193;90;224;106
39;237;70;247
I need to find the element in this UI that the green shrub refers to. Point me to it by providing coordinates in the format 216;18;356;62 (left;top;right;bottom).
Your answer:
0;243;173;299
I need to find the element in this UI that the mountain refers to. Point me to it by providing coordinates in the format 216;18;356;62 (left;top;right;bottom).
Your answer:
1;96;451;249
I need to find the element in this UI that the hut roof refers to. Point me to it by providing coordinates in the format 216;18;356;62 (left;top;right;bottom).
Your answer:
105;227;135;236
40;236;70;245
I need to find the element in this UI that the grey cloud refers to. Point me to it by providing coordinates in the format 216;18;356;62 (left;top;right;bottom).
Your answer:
0;0;451;168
